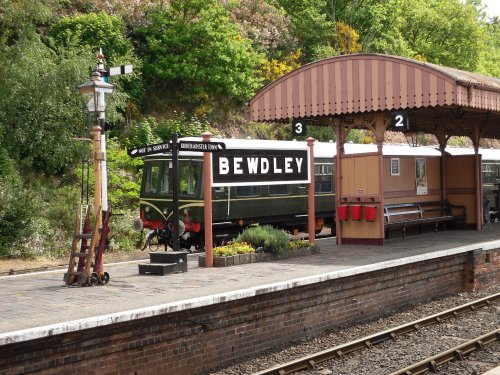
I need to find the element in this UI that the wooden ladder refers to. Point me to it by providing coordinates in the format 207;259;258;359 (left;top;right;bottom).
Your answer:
65;205;101;286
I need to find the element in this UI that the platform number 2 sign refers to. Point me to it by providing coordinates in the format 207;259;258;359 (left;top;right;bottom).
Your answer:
292;119;307;136
391;111;409;130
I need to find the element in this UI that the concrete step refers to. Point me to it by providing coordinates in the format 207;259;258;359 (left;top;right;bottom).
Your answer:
149;251;188;265
138;263;178;276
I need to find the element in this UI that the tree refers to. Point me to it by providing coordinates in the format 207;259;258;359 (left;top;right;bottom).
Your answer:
398;0;485;71
229;0;297;58
48;12;135;65
47;12;143;135
350;0;485;71
0;37;94;174
138;0;263;115
0;0;56;49
477;17;500;78
275;0;333;62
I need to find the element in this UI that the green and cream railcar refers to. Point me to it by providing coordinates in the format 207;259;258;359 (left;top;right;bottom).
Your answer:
139;138;336;249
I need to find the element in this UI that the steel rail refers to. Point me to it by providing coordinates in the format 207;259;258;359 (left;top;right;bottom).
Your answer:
389;328;500;375
253;292;500;375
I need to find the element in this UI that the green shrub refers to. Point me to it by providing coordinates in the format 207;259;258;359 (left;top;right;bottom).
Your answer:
235;225;289;255
107;209;143;252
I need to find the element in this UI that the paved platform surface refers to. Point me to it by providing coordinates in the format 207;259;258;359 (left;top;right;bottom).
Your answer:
2;224;500;343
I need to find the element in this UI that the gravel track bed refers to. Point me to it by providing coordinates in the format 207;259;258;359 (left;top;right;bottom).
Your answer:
207;285;500;375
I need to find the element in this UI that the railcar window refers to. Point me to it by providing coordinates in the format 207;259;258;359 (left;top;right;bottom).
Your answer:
269;184;290;196
179;160;202;195
236;185;261;197
314;163;333;193
160;162;170;194
145;162;161;194
483;164;494;184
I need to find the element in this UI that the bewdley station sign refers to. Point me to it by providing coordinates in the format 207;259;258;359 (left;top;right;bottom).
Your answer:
212;148;310;186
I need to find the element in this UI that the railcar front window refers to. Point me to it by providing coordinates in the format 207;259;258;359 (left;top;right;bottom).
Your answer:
179;160;202;195
315;163;333;193
145;162;161;194
160;161;170;194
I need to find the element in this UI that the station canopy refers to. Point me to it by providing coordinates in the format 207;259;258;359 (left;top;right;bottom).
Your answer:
250;54;500;140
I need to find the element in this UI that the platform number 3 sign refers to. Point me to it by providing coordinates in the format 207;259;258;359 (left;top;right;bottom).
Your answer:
391;111;409;131
292;119;307;136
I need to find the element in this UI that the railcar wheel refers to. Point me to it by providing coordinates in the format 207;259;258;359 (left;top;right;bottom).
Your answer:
489;213;496;223
101;272;110;285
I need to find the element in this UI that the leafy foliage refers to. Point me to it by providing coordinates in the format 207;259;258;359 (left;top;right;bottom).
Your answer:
48;12;133;64
229;0;297;57
106;138;143;209
235;225;290;255
333;21;362;54
0;0;56;49
139;0;263;114
477;18;500;78
152;113;217;142
0;36;93;174
275;0;333;62
259;49;302;84
48;12;143;125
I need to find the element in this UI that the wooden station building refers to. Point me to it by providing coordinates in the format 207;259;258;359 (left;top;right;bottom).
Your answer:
250;54;500;245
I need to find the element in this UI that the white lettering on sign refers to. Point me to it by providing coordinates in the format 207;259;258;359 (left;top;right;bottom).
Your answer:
261;158;269;173
234;157;243;174
295;157;303;173
284;157;292;173
247;157;259;173
273;158;282;173
216;156;306;175
212;149;309;186
220;157;229;174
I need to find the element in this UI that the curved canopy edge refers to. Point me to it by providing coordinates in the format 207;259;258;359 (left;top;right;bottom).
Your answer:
250;53;500;122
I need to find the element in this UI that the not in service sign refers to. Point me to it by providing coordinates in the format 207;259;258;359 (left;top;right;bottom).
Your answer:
212;148;309;187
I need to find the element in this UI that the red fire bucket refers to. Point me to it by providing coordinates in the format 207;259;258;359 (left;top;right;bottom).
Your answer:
350;205;362;221
337;205;349;221
364;205;377;221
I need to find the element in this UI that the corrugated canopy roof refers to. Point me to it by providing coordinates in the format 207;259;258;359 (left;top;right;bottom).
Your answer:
250;54;500;124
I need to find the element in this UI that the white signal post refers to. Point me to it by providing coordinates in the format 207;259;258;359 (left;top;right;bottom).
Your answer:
94;49;133;216
97;50;109;214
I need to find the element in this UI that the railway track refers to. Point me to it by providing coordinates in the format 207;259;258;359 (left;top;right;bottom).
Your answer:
254;293;500;375
390;328;499;375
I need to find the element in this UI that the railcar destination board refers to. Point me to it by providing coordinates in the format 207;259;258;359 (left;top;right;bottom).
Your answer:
212;148;310;186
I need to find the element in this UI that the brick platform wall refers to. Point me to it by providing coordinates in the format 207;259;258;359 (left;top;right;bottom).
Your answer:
1;248;499;375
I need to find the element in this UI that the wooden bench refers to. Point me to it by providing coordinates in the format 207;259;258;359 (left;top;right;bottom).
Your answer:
420;200;466;230
384;200;466;239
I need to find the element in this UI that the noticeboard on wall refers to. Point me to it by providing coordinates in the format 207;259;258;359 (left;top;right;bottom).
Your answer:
416;158;428;195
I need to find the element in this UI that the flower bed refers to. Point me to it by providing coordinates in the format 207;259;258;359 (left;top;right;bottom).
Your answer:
198;242;320;267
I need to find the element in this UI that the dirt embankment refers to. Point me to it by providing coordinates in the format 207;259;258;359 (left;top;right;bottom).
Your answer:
0;249;149;275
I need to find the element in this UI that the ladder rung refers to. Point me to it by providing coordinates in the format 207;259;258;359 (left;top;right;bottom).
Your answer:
74;234;93;239
72;253;88;257
69;271;85;276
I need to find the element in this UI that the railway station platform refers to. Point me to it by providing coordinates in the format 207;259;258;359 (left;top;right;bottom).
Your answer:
1;225;499;374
